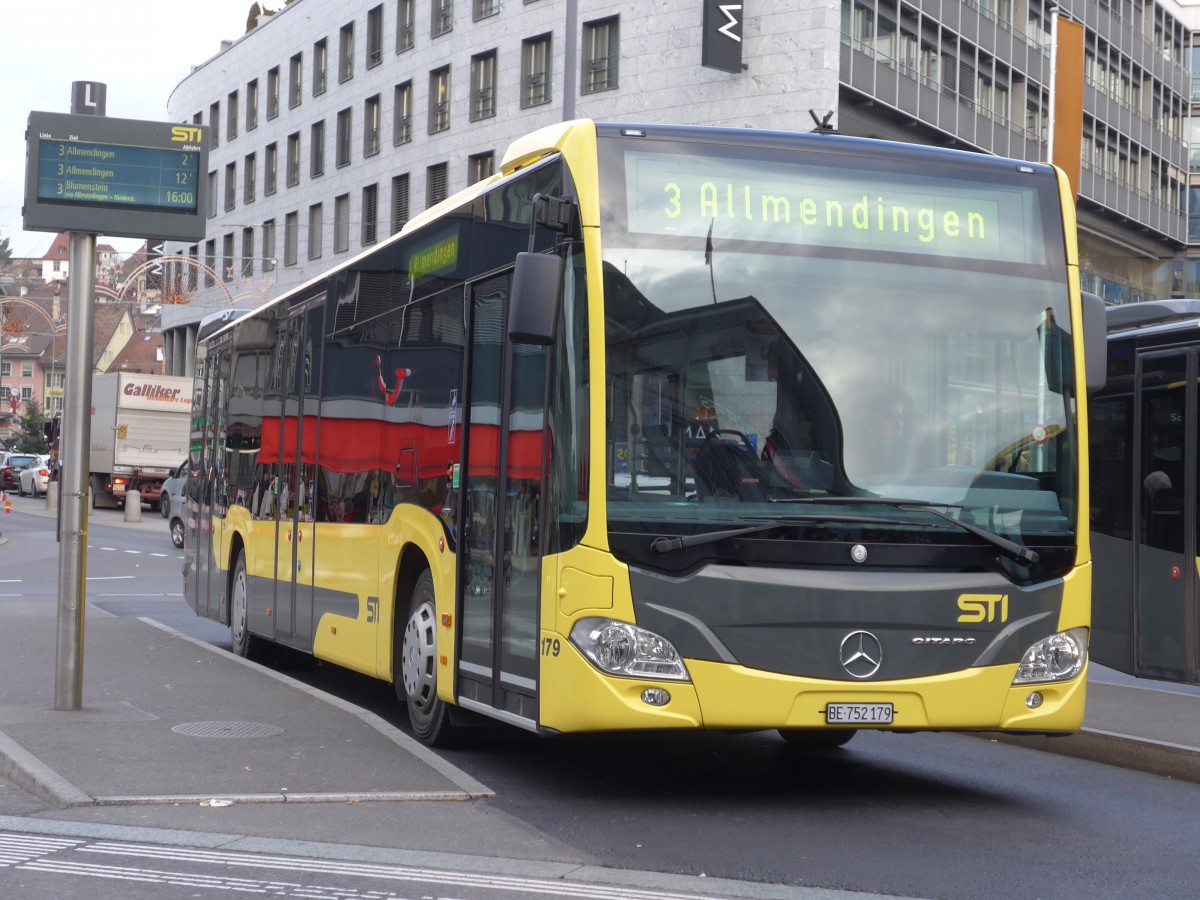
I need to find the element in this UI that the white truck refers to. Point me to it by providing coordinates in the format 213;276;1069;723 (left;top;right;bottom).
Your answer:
89;372;192;510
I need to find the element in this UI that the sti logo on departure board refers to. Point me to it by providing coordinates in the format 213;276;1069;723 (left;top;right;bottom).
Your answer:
23;111;208;241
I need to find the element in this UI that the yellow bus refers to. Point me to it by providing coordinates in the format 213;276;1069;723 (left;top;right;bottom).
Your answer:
183;119;1104;747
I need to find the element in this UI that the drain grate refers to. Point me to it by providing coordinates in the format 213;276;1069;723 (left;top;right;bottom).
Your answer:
171;721;284;739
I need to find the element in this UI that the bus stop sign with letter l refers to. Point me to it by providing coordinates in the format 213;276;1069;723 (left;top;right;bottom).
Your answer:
23;110;208;242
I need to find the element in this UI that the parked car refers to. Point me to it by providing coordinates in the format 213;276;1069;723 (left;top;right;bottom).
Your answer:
159;461;188;518
1;454;38;492
17;455;53;497
166;477;186;548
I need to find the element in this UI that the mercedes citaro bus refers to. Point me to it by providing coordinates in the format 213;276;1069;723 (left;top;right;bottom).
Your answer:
183;120;1105;747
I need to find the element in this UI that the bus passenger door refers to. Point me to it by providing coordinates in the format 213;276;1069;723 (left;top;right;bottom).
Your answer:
1132;350;1199;682
274;301;320;650
455;275;545;727
202;347;230;622
186;345;219;619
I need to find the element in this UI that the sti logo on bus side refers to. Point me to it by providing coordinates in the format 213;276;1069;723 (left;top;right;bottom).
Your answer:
957;594;1009;624
171;126;203;143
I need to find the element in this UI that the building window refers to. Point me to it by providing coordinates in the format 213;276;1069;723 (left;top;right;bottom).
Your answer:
246;79;259;130
397;0;415;52
994;83;1009;123
364;94;381;156
205;239;216;287
267;66;280;119
367;4;383;68
286;132;301;187
223;233;235;281
226;90;239;139
522;35;551;107
313;38;328;95
244;152;256;203
265;142;278;195
308;203;323;260
262;219;276;272
976;73;994;116
471;51;496;120
242;227;255;277
289;53;303;108
432;0;453;37
899;29;918;78
336;107;353;167
391;173;409;234
284;212;299;266
207;171;218;217
427;162;448;206
429;67;450;133
919;42;939;89
209;101;220;147
311;120;325;177
334;193;350;253
468;151;494;184
583;17;619;93
474;0;498;21
394;81;412;144
362;183;378;245
339;22;354;82
225;161;237;211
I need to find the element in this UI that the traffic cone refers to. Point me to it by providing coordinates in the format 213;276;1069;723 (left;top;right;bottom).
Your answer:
4;495;9;514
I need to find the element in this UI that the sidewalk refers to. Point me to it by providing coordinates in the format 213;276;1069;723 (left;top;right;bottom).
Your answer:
1;500;1200;893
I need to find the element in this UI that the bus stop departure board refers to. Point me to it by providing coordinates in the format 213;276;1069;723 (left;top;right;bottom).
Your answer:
24;111;208;241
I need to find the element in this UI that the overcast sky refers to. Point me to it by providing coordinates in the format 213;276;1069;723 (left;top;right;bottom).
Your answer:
1;0;258;260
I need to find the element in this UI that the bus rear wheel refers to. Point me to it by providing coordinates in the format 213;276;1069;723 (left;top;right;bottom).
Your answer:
777;728;857;750
397;570;457;747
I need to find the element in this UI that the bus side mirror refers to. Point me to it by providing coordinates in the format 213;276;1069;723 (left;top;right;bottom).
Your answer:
508;251;563;346
1082;291;1107;394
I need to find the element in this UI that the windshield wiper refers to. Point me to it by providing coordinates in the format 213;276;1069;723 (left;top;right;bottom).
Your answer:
769;495;1039;566
905;504;1040;566
649;513;913;555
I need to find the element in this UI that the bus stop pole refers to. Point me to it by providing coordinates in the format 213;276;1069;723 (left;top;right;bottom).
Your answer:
53;230;96;710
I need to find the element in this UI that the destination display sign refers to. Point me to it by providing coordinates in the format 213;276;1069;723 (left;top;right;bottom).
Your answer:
24;111;208;241
36;138;199;212
622;149;1048;266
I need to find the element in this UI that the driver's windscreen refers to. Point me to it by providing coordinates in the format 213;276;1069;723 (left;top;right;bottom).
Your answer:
598;134;1076;547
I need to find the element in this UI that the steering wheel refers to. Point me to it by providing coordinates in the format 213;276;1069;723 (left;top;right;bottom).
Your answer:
705;428;756;452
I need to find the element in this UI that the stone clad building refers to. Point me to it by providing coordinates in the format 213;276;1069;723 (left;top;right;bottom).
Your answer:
160;0;1195;372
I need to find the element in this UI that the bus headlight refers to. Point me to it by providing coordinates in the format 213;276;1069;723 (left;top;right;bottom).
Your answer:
1012;628;1088;684
569;618;691;682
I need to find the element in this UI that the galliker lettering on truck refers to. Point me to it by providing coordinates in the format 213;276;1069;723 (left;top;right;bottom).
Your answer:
123;382;183;402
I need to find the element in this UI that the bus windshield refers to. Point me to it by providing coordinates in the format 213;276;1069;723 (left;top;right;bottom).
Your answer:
598;131;1077;559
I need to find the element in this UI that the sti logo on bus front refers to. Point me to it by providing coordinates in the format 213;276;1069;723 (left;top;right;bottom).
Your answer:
957;594;1009;624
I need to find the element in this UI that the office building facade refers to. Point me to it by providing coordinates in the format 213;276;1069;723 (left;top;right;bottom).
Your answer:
161;0;1194;371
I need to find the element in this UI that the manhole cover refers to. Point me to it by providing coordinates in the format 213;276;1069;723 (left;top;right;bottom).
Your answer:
171;721;283;739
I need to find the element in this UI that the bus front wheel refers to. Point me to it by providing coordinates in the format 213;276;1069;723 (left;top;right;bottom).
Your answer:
397;570;457;747
230;552;263;659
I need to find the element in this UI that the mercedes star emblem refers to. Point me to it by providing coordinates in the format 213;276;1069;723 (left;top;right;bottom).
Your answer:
840;630;883;678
